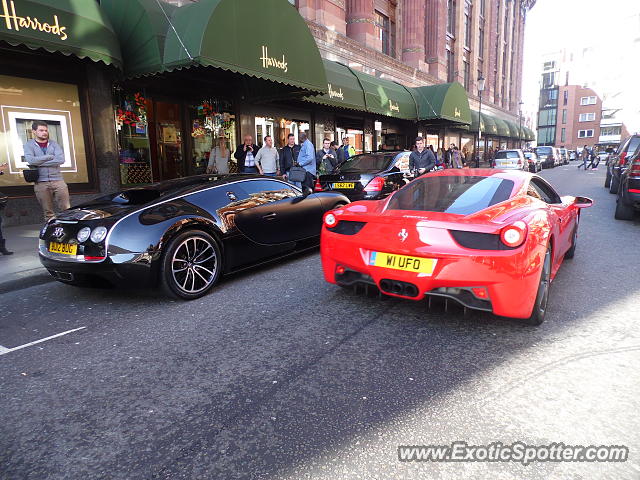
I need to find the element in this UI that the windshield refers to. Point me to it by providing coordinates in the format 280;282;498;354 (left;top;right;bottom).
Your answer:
495;151;520;159
338;154;394;173
535;147;553;155
387;175;515;215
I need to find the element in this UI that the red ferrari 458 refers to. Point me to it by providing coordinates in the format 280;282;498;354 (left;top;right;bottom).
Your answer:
321;169;593;325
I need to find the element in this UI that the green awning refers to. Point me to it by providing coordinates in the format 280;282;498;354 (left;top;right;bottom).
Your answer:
350;70;418;120
0;0;122;68
492;117;510;137
410;82;471;124
162;0;327;93
100;0;174;76
502;118;521;138
303;60;367;111
470;110;498;135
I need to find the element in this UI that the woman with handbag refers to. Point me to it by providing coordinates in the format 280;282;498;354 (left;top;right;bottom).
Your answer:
0;163;14;255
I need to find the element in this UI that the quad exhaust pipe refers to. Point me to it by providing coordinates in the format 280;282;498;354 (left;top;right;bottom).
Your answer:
379;279;419;298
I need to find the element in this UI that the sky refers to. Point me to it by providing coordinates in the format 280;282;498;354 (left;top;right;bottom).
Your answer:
522;0;640;133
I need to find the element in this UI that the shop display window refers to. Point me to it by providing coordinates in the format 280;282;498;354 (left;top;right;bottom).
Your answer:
191;101;236;174
115;92;152;185
0;75;89;188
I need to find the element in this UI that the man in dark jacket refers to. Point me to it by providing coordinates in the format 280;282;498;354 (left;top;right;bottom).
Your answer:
279;133;300;180
408;137;436;176
233;134;260;173
315;138;338;174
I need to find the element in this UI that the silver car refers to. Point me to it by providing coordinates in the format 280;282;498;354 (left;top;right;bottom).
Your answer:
494;149;527;170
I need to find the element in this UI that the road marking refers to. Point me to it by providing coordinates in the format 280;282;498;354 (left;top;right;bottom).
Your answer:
0;327;86;356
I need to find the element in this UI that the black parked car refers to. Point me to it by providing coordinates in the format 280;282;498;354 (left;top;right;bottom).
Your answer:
614;148;640;220
39;175;349;299
606;134;640;194
317;151;411;201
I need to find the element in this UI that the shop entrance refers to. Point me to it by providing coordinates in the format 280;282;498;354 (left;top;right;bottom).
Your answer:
153;101;184;181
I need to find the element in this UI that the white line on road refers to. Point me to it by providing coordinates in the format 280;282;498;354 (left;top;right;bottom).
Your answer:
0;327;87;356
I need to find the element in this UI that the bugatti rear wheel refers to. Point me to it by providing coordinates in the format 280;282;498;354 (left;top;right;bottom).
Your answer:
161;230;221;300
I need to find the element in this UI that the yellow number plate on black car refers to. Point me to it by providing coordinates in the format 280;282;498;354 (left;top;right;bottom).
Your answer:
333;182;355;189
49;242;77;255
369;251;437;274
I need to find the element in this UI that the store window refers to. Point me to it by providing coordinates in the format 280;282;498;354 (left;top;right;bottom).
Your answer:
0;75;90;188
190;101;236;175
115;91;152;185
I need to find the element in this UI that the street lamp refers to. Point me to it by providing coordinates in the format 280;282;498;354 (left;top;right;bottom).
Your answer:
477;75;486;168
518;101;524;150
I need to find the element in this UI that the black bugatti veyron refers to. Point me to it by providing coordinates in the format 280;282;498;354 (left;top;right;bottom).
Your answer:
39;175;349;299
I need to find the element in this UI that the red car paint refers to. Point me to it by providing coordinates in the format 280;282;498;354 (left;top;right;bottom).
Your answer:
320;169;593;319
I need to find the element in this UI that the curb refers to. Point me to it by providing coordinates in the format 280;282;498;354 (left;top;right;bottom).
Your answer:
0;268;54;294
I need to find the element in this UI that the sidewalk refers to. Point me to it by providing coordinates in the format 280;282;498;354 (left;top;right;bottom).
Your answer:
0;223;53;294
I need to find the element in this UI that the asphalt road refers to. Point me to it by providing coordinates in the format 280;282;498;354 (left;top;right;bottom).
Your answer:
1;165;639;480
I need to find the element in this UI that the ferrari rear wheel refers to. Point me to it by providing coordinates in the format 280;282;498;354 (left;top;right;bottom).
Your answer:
564;227;578;259
161;230;221;300
523;245;551;326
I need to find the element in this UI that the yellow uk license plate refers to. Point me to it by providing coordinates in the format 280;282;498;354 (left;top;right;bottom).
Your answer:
369;251;437;274
333;182;355;189
49;242;77;255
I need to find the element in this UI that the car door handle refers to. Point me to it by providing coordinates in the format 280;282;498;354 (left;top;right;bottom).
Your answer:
262;212;277;220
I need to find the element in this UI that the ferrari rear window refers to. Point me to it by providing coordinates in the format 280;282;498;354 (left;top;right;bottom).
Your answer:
387;176;515;215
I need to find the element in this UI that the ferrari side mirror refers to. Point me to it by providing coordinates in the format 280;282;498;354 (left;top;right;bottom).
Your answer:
574;196;594;208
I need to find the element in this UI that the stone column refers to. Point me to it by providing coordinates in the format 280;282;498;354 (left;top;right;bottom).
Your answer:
85;63;120;194
425;0;447;79
402;0;426;69
346;0;375;47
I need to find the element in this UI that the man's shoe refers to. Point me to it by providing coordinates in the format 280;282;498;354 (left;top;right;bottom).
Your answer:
0;239;13;255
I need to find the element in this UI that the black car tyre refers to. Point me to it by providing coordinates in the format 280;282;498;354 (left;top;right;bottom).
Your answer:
609;176;619;194
523;245;551;326
614;196;635;221
564;227;578;259
161;229;221;300
604;170;611;188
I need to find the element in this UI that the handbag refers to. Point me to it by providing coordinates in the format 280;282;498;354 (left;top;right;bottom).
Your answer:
23;167;39;183
288;163;307;183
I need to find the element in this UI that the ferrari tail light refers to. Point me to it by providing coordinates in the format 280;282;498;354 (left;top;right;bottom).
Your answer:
324;213;338;228
471;287;489;299
314;178;323;192
364;176;385;192
500;221;527;248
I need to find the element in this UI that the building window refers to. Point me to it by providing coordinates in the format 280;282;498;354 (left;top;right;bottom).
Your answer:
464;1;472;48
561;128;566;142
538;109;557;127
447;49;455;82
480;0;485;16
580;96;597;105
478;21;485;58
537;126;556;145
447;0;457;36
563;90;568;105
375;11;395;58
578;129;594;138
600;126;622;136
0;74;91;188
541;72;556;89
562;109;567;124
463;60;470;90
579;112;596;122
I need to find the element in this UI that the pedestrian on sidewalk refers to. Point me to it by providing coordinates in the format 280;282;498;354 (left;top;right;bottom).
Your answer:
23;121;70;222
0;163;13;255
234;135;260;174
451;145;464;168
206;134;229;174
279;133;300;182
297;132;316;190
316;138;338;175
254;135;280;176
409;137;436;177
577;145;589;170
